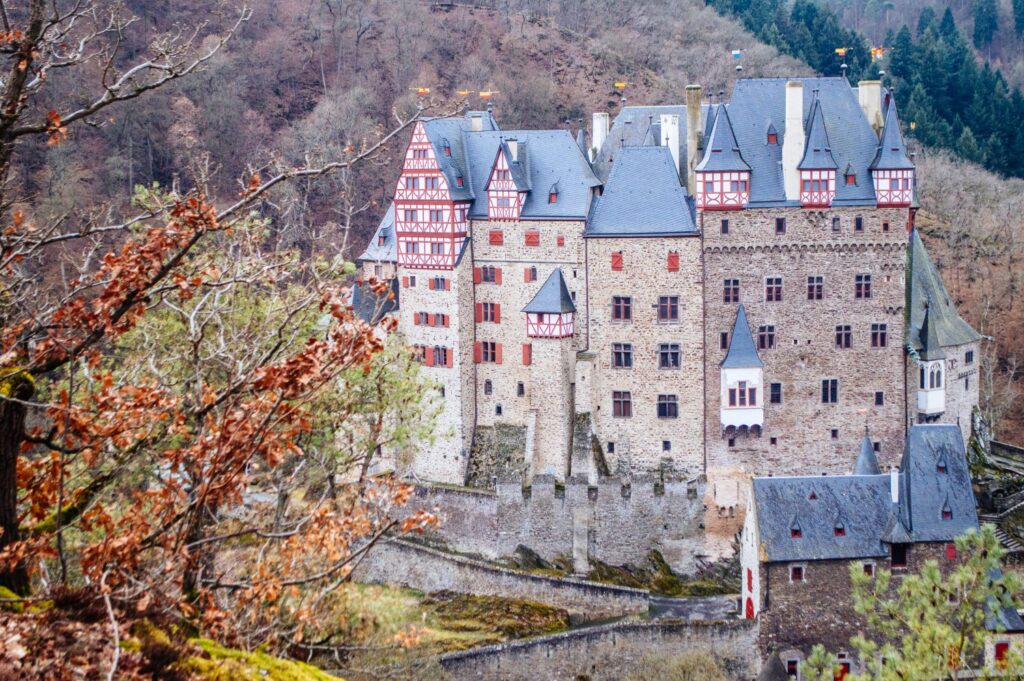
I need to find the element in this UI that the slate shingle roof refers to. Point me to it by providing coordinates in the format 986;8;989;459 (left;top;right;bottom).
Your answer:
798;98;839;170
522;267;576;314
721;304;763;368
586;146;697;237
854;433;881;475
907;229;982;352
350;279;399;325
871;99;914;171
696;106;750;173
593;104;707;182
753;424;978;563
358;203;397;262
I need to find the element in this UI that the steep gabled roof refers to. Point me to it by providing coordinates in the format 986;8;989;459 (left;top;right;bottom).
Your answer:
592;104;708;182
870;99;914;171
358;203;397;262
907;229;981;352
585;146;697;237
798;98;839;170
696;106;750;172
854;432;881;475
522;267;576;314
721;304;763;368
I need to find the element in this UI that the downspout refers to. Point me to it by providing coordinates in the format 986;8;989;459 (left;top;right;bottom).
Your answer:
468;224;478;486
700;210;708;475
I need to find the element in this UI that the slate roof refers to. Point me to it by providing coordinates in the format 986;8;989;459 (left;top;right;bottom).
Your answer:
421;114;499;202
752;424;978;563
721;304;763;368
350;279;399;325
592;104;709;182
586;146;697;237
696;106;750;172
854;433;881;475
871;99;914;171
798;98;839;170
726;78;882;207
907;229;981;352
757;653;790;681
523;267;576;314
358;203;397;262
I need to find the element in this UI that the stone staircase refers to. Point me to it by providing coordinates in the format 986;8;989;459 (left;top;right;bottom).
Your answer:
978;497;1024;555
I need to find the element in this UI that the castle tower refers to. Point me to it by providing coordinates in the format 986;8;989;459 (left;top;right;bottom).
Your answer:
720;304;764;432
523;268;577;478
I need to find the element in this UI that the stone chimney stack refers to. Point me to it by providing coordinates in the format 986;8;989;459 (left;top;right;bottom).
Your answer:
591;112;609;162
890;468;900;504
684;84;702;195
470;113;483;132
660;113;681;177
858;80;883;137
782;81;805;201
507;138;518;161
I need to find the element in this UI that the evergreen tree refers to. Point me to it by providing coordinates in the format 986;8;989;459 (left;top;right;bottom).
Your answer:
957;126;984;164
972;0;999;49
889;25;916;81
1015;0;1024;36
916;6;936;36
939;7;959;41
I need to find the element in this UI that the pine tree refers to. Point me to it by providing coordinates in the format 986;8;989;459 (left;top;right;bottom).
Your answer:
889;25;916;81
939;7;959;41
972;0;999;49
957;126;984;164
1014;0;1024;36
916;6;936;36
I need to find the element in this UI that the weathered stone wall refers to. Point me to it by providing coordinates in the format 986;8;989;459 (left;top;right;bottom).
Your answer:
758;541;956;664
401;474;707;574
360;259;396;281
701;206;910;552
353;538;649;620
466;424;528;489
585;234;705;476
439;619;759;680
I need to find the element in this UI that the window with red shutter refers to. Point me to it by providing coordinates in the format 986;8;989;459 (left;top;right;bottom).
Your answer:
557;234;565;247
495;344;503;364
428;279;435;290
494;304;501;324
494;268;502;285
444;279;451;291
475;303;483;323
611;252;623;271
474;342;482;363
525;231;540;247
667;251;680;272
473;267;482;284
402;276;409;288
523;343;532;366
446;349;453;367
945;543;956;561
489;230;504;245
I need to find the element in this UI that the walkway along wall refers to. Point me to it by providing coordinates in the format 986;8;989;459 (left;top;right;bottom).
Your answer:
403;472;707;574
352;538;649;620
438;618;759;680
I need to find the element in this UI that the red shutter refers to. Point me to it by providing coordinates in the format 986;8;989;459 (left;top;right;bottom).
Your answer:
525;231;540;246
667;251;680;272
495;268;502;284
446;349;453;367
494;304;501;324
557;235;565;247
524;268;531;283
495;343;503;364
523;343;532;366
475;303;483;323
473;267;482;284
413;313;420;326
444;278;451;291
443;315;449;327
473;342;482;363
428;278;436;290
427;313;435;326
402;276;409;288
945;543;957;561
425;350;435;367
611;252;623;271
489;230;504;245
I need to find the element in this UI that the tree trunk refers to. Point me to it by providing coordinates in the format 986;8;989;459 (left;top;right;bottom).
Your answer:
0;372;33;595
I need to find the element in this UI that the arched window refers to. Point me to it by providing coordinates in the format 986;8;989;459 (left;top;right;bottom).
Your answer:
745;597;754;619
484;380;493;395
929;365;943;389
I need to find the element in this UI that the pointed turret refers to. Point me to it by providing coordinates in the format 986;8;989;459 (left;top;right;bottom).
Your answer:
854;431;881;475
722;305;763;368
870;100;914;170
696;107;750;172
798;99;838;170
575;127;587;158
524;268;575;339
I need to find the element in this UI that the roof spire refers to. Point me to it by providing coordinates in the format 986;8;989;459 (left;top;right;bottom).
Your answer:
721;305;763;368
798;99;838;170
870;98;914;170
696;106;750;173
522;268;575;314
854;429;881;475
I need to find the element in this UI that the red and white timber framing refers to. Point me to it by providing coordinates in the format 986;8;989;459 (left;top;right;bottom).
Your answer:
486;149;523;220
526;312;574;339
873;168;913;207
800;169;836;207
696;171;749;210
394;122;468;270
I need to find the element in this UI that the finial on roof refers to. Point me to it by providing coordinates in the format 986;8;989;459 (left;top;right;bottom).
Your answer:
854;431;881;475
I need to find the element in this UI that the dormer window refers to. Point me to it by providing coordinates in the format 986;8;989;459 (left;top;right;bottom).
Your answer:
377;234;386;246
834;522;846;537
443;142;451;157
767;132;778;145
942;507;953;521
791;528;802;539
937;458;947;474
549;192;557;204
456;176;464;188
845;172;856;185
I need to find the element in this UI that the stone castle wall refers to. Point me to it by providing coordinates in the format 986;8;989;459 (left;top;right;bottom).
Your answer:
439;619;759;680
352;539;649;620
402;473;707;574
585;235;706;476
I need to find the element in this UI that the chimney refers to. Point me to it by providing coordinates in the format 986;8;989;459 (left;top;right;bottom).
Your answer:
782;81;805;201
660;113;681;176
858;80;883;137
507;138;518;161
890;468;900;504
470;113;483;132
684;84;702;195
591;112;609;161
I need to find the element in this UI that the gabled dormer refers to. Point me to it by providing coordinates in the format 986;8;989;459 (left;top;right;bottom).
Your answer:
486;138;529;220
798;99;838;207
721;304;764;431
695;107;750;211
870;100;914;207
523;268;575;338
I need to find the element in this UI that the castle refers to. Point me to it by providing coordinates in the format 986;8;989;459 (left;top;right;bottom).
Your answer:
357;77;982;544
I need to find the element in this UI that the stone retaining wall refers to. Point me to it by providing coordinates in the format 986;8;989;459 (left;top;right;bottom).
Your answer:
439;618;759;680
353;538;649;620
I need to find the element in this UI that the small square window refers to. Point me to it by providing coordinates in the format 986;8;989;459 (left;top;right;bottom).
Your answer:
873;442;881;453
775;217;786;234
786;660;799;677
790;565;804;582
720;332;729;350
855;216;863;231
832;217;841;232
517;382;525;397
882;221;890;232
770;383;782;404
875;391;884;406
770;437;778;446
495;404;503;416
728;438;736;448
721;219;729;234
662;440;671;452
863;562;875;577
831;429;839;440
607;442;615;454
